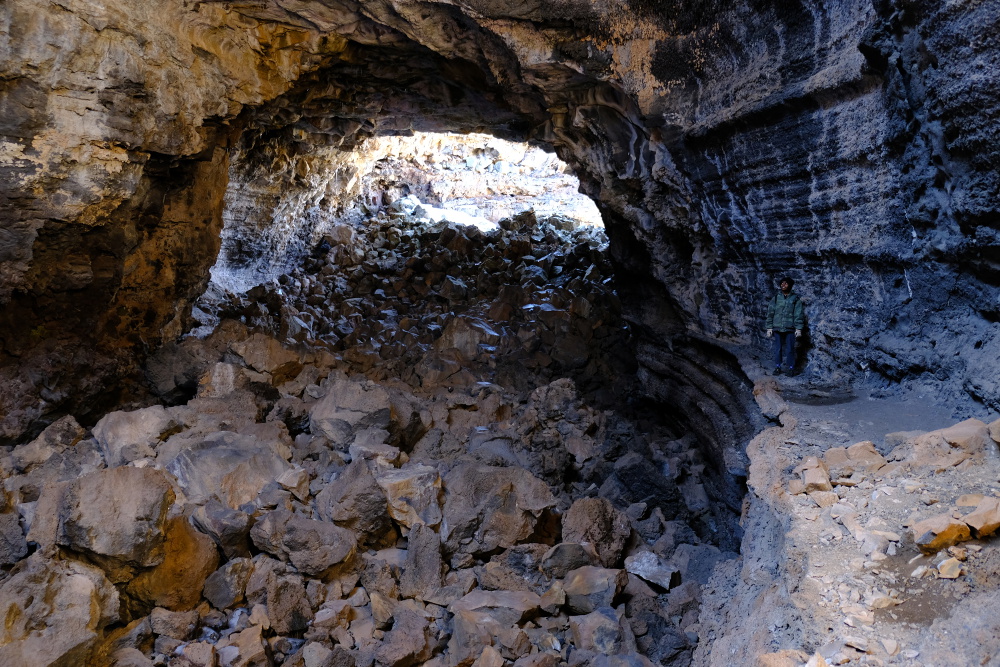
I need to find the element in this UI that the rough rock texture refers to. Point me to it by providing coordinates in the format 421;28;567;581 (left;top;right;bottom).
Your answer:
3;2;1000;664
0;553;120;665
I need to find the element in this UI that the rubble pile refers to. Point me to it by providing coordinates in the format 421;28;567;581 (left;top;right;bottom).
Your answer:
0;210;734;666
205;208;631;403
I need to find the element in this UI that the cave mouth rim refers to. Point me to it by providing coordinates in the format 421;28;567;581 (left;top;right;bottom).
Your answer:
208;128;605;297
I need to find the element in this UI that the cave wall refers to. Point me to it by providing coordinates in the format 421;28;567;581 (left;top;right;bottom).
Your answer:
2;0;999;452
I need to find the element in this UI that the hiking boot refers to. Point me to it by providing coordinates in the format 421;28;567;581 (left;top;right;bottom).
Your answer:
772;367;783;376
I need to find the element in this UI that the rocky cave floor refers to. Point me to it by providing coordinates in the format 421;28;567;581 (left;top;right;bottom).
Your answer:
4;209;1000;667
1;211;729;667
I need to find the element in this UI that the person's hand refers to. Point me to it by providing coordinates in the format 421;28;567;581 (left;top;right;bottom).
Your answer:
766;329;773;338
794;329;802;338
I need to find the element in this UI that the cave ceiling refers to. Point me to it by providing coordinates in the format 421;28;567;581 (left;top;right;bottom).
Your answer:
2;0;1000;444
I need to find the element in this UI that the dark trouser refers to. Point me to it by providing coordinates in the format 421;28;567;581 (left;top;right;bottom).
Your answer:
772;331;796;370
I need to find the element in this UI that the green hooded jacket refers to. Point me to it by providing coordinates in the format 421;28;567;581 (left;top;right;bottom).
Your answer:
766;292;805;332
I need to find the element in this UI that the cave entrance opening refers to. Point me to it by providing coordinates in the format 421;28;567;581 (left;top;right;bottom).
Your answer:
192;128;628;404
183;123;744;562
207;131;602;298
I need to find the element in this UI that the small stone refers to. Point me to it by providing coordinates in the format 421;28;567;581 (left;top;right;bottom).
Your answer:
844;637;867;652
803;466;833;493
957;493;985;507
937;558;962;579
809;491;839;508
881;639;899;656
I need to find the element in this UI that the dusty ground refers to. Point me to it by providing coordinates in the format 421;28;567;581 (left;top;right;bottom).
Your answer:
699;370;1000;666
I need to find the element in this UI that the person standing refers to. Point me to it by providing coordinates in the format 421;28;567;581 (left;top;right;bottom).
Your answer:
766;277;805;375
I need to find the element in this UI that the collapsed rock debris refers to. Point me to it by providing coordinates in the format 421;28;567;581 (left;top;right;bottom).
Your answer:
0;209;737;666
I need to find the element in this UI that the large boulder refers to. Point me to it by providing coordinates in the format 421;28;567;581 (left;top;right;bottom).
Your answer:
245;556;313;634
442;464;556;556
34;467;174;581
230;333;304;383
562;498;631;568
373;604;436;666
399;523;444;600
0;553;120;666
125;516;220;612
164;431;294;508
450;589;542;627
250;509;357;576
315;460;395;547
309;376;392;445
373;463;443;529
203;558;254;610
911;513;972;553
965;497;1000;538
0;512;28;566
191;500;252;559
563;566;628;614
92;405;180;468
11;415;86;473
